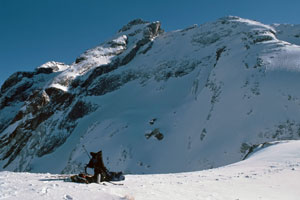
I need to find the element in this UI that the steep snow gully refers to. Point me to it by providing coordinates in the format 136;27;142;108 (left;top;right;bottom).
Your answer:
1;16;300;177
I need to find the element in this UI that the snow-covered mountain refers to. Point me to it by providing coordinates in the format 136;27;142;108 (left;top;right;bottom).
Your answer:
1;16;300;174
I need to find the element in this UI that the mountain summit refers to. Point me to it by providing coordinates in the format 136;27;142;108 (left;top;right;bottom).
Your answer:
1;16;300;174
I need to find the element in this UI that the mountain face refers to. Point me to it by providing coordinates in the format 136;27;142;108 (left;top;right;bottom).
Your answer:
1;16;300;174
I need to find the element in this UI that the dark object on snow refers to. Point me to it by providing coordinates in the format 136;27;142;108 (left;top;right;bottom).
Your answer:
107;171;125;181
149;118;157;125
145;128;164;140
70;171;125;184
80;150;125;183
85;150;109;182
70;173;94;184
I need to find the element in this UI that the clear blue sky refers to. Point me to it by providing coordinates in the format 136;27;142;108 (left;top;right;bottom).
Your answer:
1;0;300;86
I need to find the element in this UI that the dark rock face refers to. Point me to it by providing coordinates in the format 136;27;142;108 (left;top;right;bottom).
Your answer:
1;67;56;95
145;128;164;141
87;74;122;96
45;87;74;109
1;127;32;168
242;142;274;160
124;21;161;62
86;71;138;96
0;69;56;138
1;72;34;94
0;80;33;109
118;19;149;33
0;73;79;170
11;91;49;124
75;56;86;64
0;87;89;169
35;67;54;74
81;21;162;96
80;63;118;89
67;100;94;121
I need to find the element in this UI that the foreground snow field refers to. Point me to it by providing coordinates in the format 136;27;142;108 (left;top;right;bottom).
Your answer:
1;140;299;200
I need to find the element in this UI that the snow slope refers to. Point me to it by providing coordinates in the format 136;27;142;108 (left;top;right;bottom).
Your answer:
1;140;299;200
1;16;300;174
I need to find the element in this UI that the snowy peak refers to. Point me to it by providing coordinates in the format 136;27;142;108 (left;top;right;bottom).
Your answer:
1;17;300;174
75;19;162;66
36;61;69;73
44;19;162;92
220;16;276;32
118;19;149;32
118;19;162;36
200;16;277;45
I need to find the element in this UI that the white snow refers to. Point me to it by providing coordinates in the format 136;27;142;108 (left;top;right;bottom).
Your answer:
1;140;299;200
37;61;70;72
48;83;69;92
112;35;128;46
35;34;128;92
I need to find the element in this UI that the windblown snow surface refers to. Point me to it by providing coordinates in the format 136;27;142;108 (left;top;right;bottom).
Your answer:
1;140;299;200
